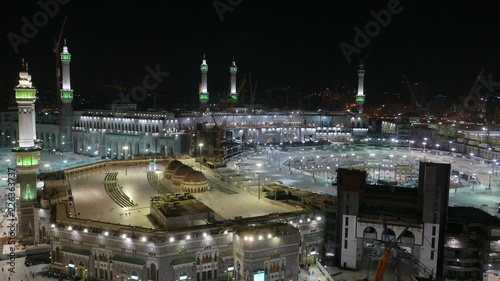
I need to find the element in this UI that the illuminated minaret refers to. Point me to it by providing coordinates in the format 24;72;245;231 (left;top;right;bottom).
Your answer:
14;59;41;244
229;57;238;102
356;63;365;114
60;40;73;152
199;54;209;110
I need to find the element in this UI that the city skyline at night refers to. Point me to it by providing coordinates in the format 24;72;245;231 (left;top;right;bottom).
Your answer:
1;1;500;111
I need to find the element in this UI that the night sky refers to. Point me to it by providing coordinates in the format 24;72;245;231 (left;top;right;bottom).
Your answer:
1;1;500;109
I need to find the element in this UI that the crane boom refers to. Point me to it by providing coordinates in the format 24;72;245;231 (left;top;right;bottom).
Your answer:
463;68;486;113
373;215;434;281
401;74;419;109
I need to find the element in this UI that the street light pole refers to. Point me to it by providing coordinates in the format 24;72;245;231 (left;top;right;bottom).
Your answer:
256;163;262;199
123;146;129;175
489;171;492;190
199;143;204;157
258;173;261;200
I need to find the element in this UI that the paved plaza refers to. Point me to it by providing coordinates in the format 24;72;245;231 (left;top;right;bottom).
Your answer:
221;145;500;216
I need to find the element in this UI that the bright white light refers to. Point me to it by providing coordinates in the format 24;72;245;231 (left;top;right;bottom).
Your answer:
121;234;127;239
104;231;109;236
67;226;72;231
83;228;88;233
316;216;322;221
267;234;272;239
169;237;175;243
141;236;147;242
203;232;207;237
186;235;191;240
258;235;263;240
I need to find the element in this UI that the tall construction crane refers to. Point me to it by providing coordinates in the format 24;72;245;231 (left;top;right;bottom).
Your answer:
401;74;420;110
55;16;67;152
211;113;225;165
236;74;247;104
104;81;129;104
463;68;486;115
247;72;258;111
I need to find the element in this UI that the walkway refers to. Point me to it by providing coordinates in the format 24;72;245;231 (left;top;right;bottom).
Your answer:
146;171;173;195
103;173;135;208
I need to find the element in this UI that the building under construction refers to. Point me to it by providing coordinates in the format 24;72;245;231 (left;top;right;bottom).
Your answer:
335;163;451;280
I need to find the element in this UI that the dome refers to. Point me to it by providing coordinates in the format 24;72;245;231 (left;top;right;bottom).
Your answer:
162;159;170;172
173;165;193;177
166;160;183;171
183;170;207;183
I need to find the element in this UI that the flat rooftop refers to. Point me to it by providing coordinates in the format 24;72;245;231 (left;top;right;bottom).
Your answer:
65;162;296;230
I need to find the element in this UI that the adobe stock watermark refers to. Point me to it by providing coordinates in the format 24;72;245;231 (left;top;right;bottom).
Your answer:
339;0;406;64
213;0;243;22
463;73;500;112
111;64;169;106
6;168;17;274
7;0;70;54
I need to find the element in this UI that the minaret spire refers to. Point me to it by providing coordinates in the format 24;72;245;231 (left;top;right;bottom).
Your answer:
356;60;366;115
229;57;238;103
60;40;74;152
199;54;209;110
14;59;41;244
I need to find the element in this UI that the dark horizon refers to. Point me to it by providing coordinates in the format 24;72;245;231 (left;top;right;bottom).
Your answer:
2;1;500;110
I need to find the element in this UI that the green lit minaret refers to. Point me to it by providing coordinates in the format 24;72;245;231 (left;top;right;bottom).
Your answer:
60;40;73;152
356;63;365;114
229;57;238;102
14;59;41;244
199;54;209;110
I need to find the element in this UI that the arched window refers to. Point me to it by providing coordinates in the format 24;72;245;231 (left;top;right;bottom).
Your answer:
150;263;157;281
55;247;62;263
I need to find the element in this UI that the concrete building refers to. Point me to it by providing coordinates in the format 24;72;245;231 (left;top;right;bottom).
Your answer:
335;162;451;279
233;223;300;281
49;201;325;281
444;207;500;280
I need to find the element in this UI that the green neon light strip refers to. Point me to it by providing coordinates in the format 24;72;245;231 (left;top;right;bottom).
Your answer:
16;91;36;99
230;94;238;100
61;91;73;99
61;54;71;60
200;65;208;71
16;155;38;166
230;67;237;72
356;96;365;102
200;94;209;100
